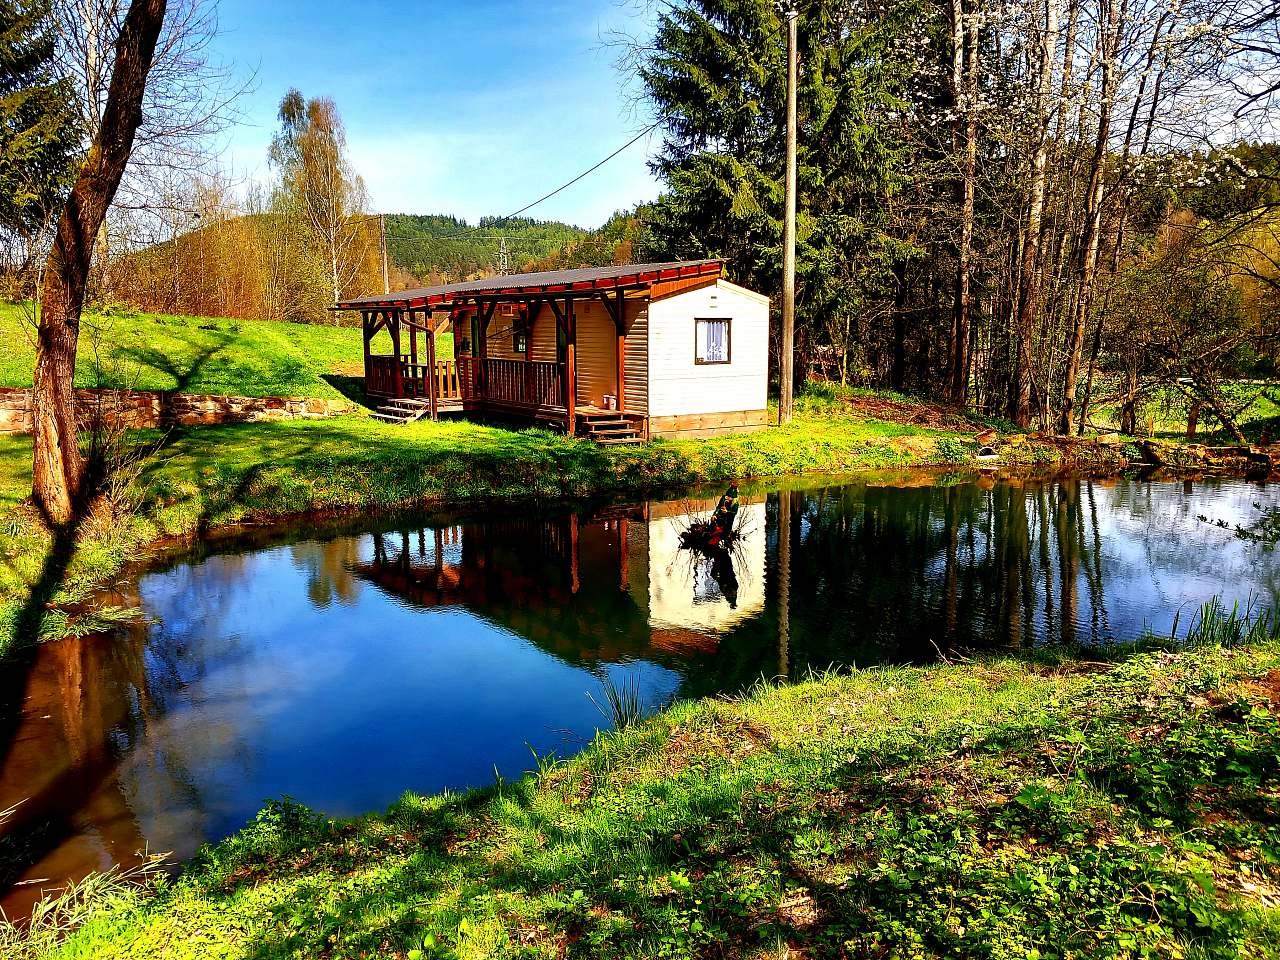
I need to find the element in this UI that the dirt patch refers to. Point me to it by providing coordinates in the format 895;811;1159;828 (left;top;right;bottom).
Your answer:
1239;668;1280;705
662;714;776;771
842;394;981;432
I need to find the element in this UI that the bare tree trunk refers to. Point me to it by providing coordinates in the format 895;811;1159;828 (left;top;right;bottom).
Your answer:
950;0;978;405
1011;0;1060;426
1058;0;1117;435
1186;400;1200;440
32;0;168;526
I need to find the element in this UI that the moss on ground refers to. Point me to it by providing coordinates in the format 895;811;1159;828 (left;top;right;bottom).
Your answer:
12;643;1280;959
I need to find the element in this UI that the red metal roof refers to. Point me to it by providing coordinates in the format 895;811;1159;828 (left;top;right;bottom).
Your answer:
335;259;723;311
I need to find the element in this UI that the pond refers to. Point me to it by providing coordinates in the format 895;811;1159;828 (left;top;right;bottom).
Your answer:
2;471;1278;916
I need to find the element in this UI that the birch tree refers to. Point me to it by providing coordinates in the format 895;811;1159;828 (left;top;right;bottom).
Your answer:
270;89;370;305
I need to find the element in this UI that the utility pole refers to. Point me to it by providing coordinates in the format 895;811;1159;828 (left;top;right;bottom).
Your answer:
379;213;390;295
779;4;799;426
497;236;510;275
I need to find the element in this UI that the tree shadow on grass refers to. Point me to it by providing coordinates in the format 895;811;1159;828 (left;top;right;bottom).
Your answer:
213;745;850;959
111;340;230;428
321;374;373;410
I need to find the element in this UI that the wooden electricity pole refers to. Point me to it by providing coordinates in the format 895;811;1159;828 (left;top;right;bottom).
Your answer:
379;213;390;295
778;4;799;425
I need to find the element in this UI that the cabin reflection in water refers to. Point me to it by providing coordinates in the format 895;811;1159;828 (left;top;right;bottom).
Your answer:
350;497;768;660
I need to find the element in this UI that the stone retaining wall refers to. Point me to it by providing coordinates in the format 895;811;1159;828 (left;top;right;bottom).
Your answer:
0;387;357;434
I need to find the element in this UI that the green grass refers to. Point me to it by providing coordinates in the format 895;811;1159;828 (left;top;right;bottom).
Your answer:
0;302;453;401
0;406;987;656
1093;382;1280;445
13;642;1280;959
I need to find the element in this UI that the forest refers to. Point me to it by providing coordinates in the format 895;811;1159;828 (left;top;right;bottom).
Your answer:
620;0;1280;437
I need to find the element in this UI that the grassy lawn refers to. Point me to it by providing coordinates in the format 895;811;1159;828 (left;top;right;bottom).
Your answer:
0;302;455;401
12;642;1279;959
0;397;1007;656
1093;383;1280;445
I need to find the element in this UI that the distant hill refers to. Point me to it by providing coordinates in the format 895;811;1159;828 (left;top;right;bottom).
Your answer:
384;215;590;284
107;207;659;322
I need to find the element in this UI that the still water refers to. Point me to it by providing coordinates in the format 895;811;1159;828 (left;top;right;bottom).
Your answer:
2;472;1278;915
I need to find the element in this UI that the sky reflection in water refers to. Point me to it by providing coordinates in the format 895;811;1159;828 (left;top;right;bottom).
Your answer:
1;473;1278;915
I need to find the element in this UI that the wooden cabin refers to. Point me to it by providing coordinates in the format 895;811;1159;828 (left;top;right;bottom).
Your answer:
335;260;771;442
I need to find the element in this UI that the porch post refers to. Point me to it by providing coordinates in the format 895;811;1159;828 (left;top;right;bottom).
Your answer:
361;310;371;392
614;289;626;413
426;309;438;420
408;308;418;393
390;309;404;398
474;299;497;401
477;305;488;399
565;296;576;434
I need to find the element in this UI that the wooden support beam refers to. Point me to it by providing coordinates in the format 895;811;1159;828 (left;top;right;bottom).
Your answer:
390;309;404;398
408;309;418;367
614;289;625;413
565;297;576;434
547;298;565;330
597;290;619;326
426;312;439;420
476;300;497;397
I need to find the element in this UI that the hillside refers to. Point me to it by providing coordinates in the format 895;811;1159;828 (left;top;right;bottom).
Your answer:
0;304;368;400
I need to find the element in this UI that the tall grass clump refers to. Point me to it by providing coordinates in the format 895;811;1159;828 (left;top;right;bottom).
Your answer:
589;672;644;730
0;864;159;960
1178;596;1280;647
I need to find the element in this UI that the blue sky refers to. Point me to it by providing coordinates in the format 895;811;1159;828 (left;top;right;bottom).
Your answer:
212;0;662;228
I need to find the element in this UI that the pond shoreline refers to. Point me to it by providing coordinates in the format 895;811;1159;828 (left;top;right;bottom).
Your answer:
10;642;1280;958
4;404;1270;659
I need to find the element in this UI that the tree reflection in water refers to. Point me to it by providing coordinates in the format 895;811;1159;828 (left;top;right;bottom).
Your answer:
2;474;1278;918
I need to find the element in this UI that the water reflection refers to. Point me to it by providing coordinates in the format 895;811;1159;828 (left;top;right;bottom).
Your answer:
1;474;1278;916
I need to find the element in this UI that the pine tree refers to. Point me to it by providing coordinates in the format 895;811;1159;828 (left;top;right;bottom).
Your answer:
0;0;77;239
636;0;922;384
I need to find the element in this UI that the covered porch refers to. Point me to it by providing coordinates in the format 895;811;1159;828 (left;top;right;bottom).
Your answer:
336;260;723;439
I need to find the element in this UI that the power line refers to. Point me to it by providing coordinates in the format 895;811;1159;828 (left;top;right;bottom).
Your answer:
483;8;793;227
491;120;663;225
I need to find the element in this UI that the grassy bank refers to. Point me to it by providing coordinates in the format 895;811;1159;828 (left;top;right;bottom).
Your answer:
12;641;1279;959
1;396;1016;655
0;303;458;401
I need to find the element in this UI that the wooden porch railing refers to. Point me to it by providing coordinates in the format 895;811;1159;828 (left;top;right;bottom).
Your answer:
373;355;562;411
367;355;400;396
484;358;565;409
434;360;461;400
368;356;464;401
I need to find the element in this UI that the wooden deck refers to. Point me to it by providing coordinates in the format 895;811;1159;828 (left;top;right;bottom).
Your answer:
366;354;643;440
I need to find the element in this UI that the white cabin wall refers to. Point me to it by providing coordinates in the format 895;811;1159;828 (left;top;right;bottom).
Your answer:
646;280;770;419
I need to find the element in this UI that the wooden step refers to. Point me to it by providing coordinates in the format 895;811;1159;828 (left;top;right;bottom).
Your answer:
595;435;644;445
371;411;413;423
587;423;635;434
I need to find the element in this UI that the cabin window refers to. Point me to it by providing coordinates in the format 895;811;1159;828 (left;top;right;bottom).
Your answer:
695;318;731;364
513;328;528;355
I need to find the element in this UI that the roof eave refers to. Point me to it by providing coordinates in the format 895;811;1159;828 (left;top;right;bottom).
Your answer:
333;259;722;312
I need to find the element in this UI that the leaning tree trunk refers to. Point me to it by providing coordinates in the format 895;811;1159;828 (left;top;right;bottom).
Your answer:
1058;0;1117;436
32;0;168;526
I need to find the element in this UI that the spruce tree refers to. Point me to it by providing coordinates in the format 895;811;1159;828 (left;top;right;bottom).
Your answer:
0;0;77;239
636;0;921;380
